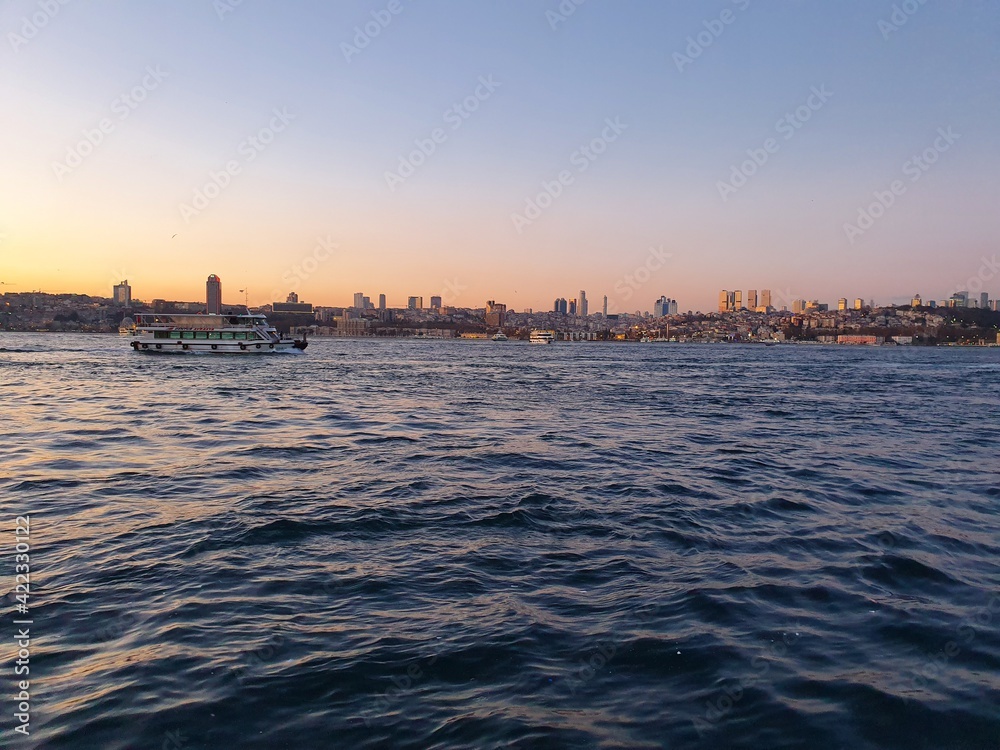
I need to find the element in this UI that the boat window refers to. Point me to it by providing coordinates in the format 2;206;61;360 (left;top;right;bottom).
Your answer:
169;331;181;339
208;332;221;340
196;332;208;339
182;331;195;340
154;331;169;339
221;332;234;340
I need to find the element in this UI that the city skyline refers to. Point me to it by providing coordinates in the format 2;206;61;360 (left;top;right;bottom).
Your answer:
3;1;999;310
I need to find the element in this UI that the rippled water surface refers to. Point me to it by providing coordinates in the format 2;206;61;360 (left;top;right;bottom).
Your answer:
2;333;999;749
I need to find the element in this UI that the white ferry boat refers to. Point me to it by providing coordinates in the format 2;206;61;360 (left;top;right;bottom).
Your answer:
491;331;509;342
529;330;555;345
128;313;307;354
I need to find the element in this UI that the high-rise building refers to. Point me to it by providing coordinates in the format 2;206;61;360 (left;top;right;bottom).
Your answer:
981;292;990;310
792;299;807;314
654;296;677;317
838;298;848;311
485;300;506;327
206;274;222;314
760;289;772;310
910;294;922;308
854;298;864;310
407;296;423;310
568;298;577;316
747;290;758;310
113;279;131;307
378;294;386;310
287;291;299;303
669;299;678;315
363;296;372;309
353;292;365;309
719;290;730;313
579;290;588;317
602;295;608;317
430;296;442;310
951;291;968;307
554;298;568;314
734;290;743;310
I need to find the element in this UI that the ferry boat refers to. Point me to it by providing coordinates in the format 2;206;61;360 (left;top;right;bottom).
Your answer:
529;330;555;345
128;313;307;354
491;331;509;342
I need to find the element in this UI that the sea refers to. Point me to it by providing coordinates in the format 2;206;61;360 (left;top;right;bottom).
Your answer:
2;333;999;750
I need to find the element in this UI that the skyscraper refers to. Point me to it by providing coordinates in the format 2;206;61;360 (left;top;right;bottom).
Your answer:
378;294;386;310
654;296;670;317
792;299;807;314
353;292;365;309
854;298;864;310
579;290;588;317
719;290;730;313
602;295;608;317
838;298;848;311
982;292;990;310
568;298;577;316
407;296;422;310
430;296;442;309
734;290;743;310
113;279;131;307
206;274;222;314
761;289;772;310
747;289;758;310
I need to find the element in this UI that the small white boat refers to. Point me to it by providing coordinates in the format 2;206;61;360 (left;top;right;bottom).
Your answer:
128;312;306;354
529;330;555;345
491;331;508;342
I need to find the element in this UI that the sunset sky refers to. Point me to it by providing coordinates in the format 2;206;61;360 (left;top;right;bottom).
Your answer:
2;0;998;312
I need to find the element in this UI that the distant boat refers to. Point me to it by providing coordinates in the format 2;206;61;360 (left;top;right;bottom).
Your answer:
529;330;555;345
118;316;136;336
128;312;307;353
491;331;508;342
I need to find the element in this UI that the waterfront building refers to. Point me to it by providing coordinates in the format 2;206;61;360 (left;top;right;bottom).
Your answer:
206;274;222;314
113;280;132;307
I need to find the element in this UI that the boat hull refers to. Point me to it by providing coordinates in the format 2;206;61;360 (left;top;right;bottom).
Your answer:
130;338;299;353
